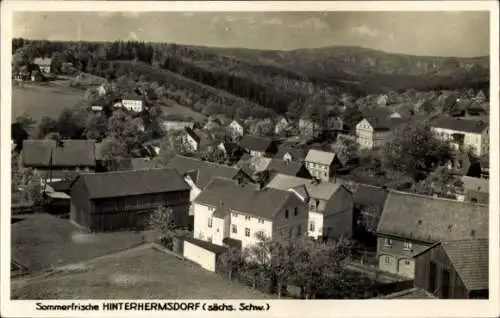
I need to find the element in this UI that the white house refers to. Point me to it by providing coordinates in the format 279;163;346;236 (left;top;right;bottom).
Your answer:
304;149;342;182
34;57;52;73
192;177;308;251
431;117;489;156
90;105;103;112
266;174;354;240
356;109;407;150
274;117;290;135
179;128;201;152
121;95;143;112
227;120;245;139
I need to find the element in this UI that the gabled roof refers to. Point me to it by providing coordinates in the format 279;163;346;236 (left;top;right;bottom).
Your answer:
305;149;336;165
353;184;389;209
266;174;343;201
194;177;298;220
461;176;489;193
431;116;488;134
22;139;96;167
239;135;273;153
265;159;308;177
34;57;52;66
377;191;488;243
73;169;189;200
440;239;489;291
361;108;408;130
184;127;201;144
166;155;246;189
275;145;308;161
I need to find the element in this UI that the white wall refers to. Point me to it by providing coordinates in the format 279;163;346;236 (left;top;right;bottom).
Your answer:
193;203;225;246
227;211;273;250
183;240;217;272
432;127;483;156
122;99;143;112
356;119;374;149
308;211;324;239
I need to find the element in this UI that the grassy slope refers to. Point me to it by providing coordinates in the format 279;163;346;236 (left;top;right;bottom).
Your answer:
12;83;86;121
12;246;271;300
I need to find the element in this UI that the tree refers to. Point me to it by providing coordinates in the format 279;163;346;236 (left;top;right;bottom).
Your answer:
218;247;246;281
148;205;175;236
50;52;64;74
108;110;148;155
382;122;454;181
415;166;464;198
57;108;86;139
357;204;382;234
36;116;58;138
84;114;108;141
249;118;274;137
15;113;36;135
99;136;128;161
12;45;36;72
331;136;359;163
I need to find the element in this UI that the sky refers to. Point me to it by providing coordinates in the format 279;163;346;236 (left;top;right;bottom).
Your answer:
13;11;490;57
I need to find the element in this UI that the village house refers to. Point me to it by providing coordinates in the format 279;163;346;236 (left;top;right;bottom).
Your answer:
70;169;191;232
239;135;274;158
22;139;96;184
460;176;489;204
431;117;489;156
179;128;201;153
412;238;488;299
166;155;253;206
473;90;487;103
264;158;312;179
227;120;245;139
376;191;488;279
120;93;144;112
298;118;321;138
274;117;290;135
304;149;342;182
275;144;308;163
90;105;103;113
266;174;354;240
34;57;52;73
217;141;244;162
355;108;407;150
192;177;309;251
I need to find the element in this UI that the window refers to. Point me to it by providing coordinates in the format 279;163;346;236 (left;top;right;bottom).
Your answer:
404;259;411;265
429;261;437;294
384;256;391;264
297;224;302;237
403;241;412;250
324;172;328;177
384;238;393;247
208;217;213;228
258;219;264;224
207;236;212;243
245;228;250;237
288;227;294;238
231;224;237;234
245;215;251;221
294;207;298;216
285;210;289;219
232;212;238;217
309;221;315;232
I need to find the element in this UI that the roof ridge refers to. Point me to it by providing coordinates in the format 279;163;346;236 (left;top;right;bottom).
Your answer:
174;155;239;170
387;189;489;207
81;167;174;177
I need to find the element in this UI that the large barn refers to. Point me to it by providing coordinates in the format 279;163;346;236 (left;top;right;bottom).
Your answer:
70;169;191;232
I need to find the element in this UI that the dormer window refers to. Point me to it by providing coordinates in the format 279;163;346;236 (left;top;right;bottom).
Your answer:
403;241;412;251
384;238;393;247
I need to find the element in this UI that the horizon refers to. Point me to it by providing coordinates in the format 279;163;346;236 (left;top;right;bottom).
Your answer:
13;37;491;60
13;11;490;58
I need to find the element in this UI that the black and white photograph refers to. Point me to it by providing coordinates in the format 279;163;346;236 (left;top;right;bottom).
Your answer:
2;1;499;317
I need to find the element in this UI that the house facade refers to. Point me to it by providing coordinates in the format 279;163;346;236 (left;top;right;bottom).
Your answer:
70;169;191;232
413;239;488;299
227;120;245;139
376;191;488;279
431;117;489;156
266;174;354;240
299;118;321;138
274;117;290;135
34;57;52;73
356;119;391;150
192;178;308;251
304;149;342;182
121;95;143;112
179;128;200;152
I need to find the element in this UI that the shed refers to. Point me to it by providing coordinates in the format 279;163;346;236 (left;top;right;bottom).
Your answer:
183;237;227;272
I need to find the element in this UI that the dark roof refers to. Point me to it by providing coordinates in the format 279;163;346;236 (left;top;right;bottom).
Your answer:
184;127;201;144
47;180;73;192
239;135;273;152
440;239;489;291
265;159;307;177
108;157;158;171
377;191;488;243
276;145;308;161
353;184;389;208
219;142;241;154
431;116;488;133
380;288;437;299
194;177;297;220
73;169;190;200
22;139;96;167
166;155;246;189
183;237;227;255
360;108;410;131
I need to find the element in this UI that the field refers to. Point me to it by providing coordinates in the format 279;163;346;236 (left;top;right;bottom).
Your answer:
12;83;86;121
11;245;272;300
11;214;145;274
161;99;207;123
